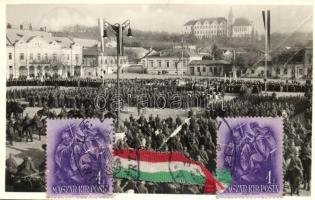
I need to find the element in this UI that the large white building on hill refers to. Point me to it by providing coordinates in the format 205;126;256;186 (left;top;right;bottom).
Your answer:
182;9;255;40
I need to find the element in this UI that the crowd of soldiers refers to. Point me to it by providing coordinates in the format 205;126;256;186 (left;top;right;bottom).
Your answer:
112;94;312;194
7;78;310;93
5;77;312;194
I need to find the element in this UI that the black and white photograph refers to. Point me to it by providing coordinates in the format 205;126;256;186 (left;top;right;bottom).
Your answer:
4;2;312;196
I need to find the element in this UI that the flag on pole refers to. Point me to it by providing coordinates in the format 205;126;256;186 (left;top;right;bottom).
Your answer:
113;149;224;193
98;18;104;52
267;10;271;54
262;10;271;61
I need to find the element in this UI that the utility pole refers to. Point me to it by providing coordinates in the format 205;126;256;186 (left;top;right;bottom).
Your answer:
100;19;132;130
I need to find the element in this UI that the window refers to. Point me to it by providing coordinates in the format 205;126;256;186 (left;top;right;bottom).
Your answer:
53;54;57;60
252;69;255;74
150;60;153;68
29;53;33;60
276;68;280;74
203;67;206;72
20;53;24;60
284;69;288;75
9;53;12;60
37;53;41;60
67;54;70;60
105;59;107;64
75;54;79;63
100;58;103;64
158;61;162;68
166;61;169;68
197;67;200;72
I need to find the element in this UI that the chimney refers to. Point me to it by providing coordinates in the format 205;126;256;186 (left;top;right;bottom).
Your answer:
20;24;23;30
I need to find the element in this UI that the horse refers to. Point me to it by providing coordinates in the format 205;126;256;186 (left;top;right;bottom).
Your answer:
30;118;45;140
37;108;53;119
300;154;311;191
6;101;26;119
286;159;303;196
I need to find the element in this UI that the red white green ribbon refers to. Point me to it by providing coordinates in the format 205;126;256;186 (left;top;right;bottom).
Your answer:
113;149;224;193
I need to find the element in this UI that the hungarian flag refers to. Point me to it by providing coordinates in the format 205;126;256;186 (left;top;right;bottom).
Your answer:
113;149;224;193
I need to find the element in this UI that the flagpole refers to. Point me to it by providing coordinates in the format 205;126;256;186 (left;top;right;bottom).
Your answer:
264;10;268;93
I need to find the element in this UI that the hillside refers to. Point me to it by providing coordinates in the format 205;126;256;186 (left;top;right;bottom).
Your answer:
51;24;312;50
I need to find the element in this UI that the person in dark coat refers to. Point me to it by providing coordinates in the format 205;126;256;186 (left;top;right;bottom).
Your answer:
17;157;38;176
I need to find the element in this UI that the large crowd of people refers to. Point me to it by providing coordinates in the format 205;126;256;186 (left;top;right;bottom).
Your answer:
112;94;312;193
7;77;310;93
5;78;312;194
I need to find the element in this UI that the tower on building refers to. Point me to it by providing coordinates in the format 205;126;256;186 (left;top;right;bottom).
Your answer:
228;8;234;38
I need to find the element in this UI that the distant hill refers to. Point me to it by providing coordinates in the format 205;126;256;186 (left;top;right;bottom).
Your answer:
51;24;312;50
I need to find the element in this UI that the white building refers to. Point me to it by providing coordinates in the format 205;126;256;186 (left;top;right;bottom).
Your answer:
82;46;128;78
182;9;255;40
232;18;254;39
183;18;228;39
141;49;202;75
6;26;82;79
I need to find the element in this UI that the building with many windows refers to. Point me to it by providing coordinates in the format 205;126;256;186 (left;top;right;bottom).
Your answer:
141;49;202;75
232;17;254;39
183;18;228;39
188;60;232;77
182;9;255;39
6;25;82;79
82;46;128;78
245;47;313;79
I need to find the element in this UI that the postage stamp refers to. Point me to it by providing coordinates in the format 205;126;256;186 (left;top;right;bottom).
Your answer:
46;118;113;197
216;117;283;197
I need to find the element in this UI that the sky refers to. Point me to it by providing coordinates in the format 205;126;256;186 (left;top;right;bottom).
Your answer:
6;4;313;34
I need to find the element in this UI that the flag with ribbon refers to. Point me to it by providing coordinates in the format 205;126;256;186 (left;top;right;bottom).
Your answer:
113;149;224;193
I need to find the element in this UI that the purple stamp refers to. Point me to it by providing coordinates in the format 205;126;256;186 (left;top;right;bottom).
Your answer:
46;118;113;197
216;117;283;197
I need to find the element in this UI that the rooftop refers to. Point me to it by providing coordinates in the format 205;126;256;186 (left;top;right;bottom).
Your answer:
6;28;77;48
189;59;231;65
83;46;136;57
184;17;227;26
72;37;99;48
233;17;252;26
147;48;198;58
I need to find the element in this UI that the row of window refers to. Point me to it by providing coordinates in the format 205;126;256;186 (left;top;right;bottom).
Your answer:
195;30;226;35
8;52;80;62
251;68;304;75
193;23;225;29
233;26;250;32
196;66;221;73
83;57;127;65
100;58;127;65
147;60;186;68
